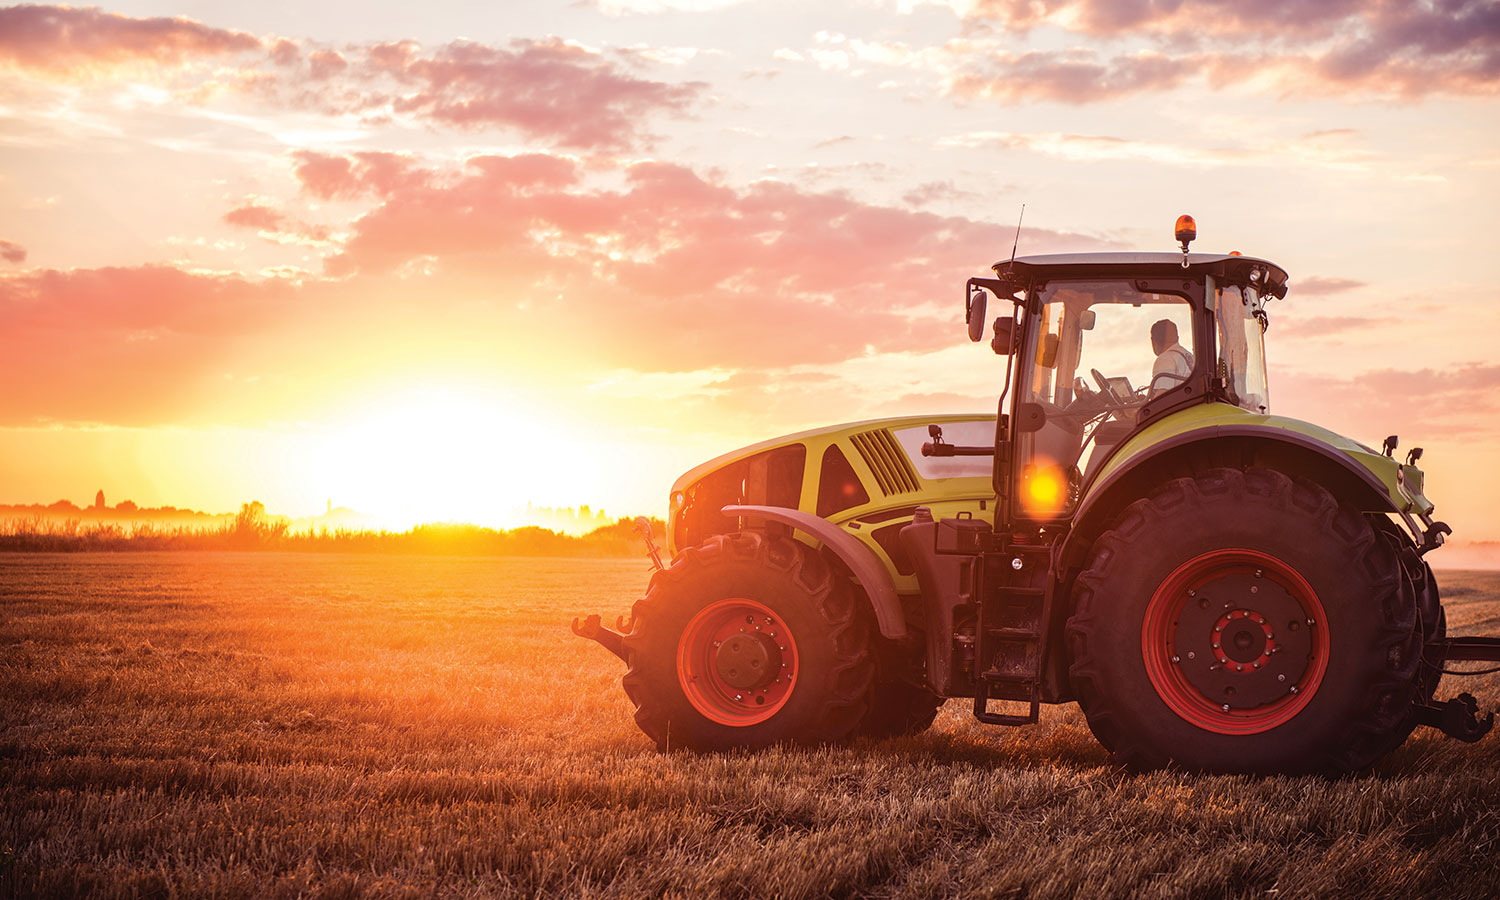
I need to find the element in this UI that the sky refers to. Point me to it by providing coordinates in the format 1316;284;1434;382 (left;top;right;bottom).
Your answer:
1;0;1498;536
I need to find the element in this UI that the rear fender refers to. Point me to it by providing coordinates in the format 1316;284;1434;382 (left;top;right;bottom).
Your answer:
1061;427;1420;572
723;504;907;640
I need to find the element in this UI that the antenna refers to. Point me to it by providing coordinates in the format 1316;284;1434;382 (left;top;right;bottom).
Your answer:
1009;203;1026;263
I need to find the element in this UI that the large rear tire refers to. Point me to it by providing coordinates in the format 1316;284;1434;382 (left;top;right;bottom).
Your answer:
621;532;874;751
1066;467;1422;774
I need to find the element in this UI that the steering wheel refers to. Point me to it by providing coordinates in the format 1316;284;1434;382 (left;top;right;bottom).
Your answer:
1091;368;1129;407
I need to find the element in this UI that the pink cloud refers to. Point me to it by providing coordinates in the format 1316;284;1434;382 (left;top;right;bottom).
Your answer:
948;50;1186;103
0;154;1113;425
1279;362;1500;440
0;239;25;264
270;38;704;152
314;152;1115;369
292;151;433;201
2;9;703;151
955;0;1500;99
1293;276;1367;296
223;204;287;231
371;38;703;150
0;5;260;77
0;266;295;425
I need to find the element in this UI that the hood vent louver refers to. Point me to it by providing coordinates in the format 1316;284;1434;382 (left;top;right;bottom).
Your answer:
851;429;920;496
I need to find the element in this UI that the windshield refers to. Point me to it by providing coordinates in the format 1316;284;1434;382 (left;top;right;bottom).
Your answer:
1013;279;1196;519
1216;281;1270;414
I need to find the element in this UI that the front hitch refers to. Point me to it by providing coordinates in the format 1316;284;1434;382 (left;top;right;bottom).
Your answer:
572;613;629;663
1413;693;1495;743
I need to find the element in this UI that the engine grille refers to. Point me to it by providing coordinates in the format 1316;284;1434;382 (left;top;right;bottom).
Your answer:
850;428;920;496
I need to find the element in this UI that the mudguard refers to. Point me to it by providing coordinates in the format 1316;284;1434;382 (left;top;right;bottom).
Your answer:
1064;422;1427;568
722;504;908;639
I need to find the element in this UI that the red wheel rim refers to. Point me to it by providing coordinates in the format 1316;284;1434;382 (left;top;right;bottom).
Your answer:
1141;549;1330;735
677;598;799;726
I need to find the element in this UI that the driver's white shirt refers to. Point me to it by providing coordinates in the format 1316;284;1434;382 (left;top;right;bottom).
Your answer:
1151;342;1193;392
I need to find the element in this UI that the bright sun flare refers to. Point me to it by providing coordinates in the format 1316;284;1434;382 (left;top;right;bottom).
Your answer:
304;389;595;530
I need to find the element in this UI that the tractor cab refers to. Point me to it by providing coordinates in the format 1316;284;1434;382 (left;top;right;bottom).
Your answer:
966;248;1287;526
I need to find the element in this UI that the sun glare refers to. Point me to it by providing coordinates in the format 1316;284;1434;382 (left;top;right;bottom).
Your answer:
305;388;594;530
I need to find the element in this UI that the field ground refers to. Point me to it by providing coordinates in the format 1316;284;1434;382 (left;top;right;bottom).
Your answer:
3;553;1499;899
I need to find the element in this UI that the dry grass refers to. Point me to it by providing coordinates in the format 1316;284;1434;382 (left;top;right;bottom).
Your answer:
3;555;1499;900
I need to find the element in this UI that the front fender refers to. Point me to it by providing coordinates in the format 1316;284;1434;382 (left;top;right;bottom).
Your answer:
723;504;907;640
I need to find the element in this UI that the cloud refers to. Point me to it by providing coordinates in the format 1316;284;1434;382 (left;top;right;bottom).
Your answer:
0;146;1116;427
291;151;433;201
0;4;260;78
311;151;1115;370
948;49;1188;103
901;181;986;207
278;37;706;151
1294;276;1367;296
223;204;287;231
0;265;295;425
952;0;1500;99
0;240;26;264
1277;315;1394;337
2;9;705;152
222;203;332;246
1278;361;1500;440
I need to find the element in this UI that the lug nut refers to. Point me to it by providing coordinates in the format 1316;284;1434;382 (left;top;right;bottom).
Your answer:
1011;558;1023;570
1171;655;1181;664
1187;651;1196;660
1278;674;1286;682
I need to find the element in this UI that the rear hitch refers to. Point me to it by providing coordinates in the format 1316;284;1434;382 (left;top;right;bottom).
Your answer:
1414;693;1495;743
571;613;629;663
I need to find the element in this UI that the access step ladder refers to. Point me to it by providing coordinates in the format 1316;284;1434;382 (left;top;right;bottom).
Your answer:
973;546;1052;726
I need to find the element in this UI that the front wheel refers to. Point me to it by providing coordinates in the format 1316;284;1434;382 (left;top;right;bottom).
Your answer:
1067;467;1421;774
621;532;874;751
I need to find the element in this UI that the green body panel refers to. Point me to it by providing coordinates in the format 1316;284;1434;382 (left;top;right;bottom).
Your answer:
1089;402;1435;517
668;413;997;593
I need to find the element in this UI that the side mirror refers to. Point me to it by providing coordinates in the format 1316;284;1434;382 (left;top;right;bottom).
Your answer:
1079;309;1096;331
990;316;1015;355
966;289;987;343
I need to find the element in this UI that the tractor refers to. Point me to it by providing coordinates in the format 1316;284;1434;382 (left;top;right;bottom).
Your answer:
574;216;1499;774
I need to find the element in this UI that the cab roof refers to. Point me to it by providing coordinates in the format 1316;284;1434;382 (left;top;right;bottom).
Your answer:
991;252;1290;298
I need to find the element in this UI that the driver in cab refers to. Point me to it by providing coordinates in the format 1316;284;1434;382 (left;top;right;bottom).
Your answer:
1149;319;1193;396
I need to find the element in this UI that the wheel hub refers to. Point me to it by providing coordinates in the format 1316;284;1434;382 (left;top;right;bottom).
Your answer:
1171;572;1314;709
714;632;782;690
1142;549;1329;735
676;598;800;726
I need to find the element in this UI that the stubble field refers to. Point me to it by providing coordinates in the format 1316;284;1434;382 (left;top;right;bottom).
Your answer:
3;552;1499;900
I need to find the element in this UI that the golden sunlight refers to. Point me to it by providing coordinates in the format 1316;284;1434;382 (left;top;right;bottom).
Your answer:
304;388;597;530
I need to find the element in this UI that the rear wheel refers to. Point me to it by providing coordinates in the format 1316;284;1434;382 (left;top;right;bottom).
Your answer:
1067;467;1421;774
621;532;874;751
